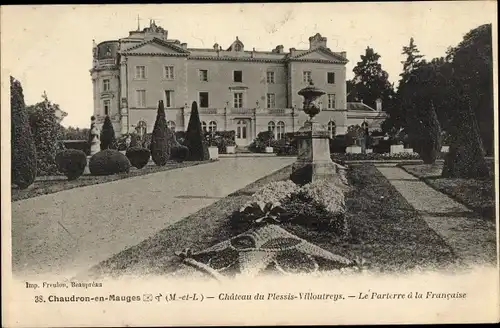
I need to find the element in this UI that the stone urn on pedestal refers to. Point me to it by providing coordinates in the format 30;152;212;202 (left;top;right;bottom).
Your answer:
291;81;347;185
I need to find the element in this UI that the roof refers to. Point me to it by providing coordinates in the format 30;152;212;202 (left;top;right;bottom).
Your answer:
347;102;377;112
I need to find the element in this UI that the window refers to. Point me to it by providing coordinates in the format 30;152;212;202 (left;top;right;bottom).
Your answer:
233;92;243;108
328;94;336;109
199;69;208;81
303;71;312;83
167;120;176;132
234;44;242;52
199;92;209;108
328;121;336;138
233;70;243;83
103;100;110;116
103;79;110;91
266;71;275;84
268;121;276;135
164;66;174;79
136;90;146;107
236;120;247;139
201;121;207;132
266;93;276;108
208;121;217;133
137;121;147;137
327;72;335;84
164;90;174;108
276;121;285;140
135;66;146;79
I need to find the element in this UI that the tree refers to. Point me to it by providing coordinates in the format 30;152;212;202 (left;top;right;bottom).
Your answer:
184;101;209;161
441;24;492;178
150;100;170;165
446;24;494;156
100;115;116;150
348;46;395;110
399;37;425;84
11;76;37;189
26;92;63;175
400;61;443;164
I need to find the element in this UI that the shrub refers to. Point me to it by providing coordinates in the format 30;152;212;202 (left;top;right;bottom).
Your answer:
329;135;348;153
170;145;189;162
63;140;89;155
185;101;209;160
55;149;87;180
89;149;131;176
249;131;274;153
116;133;141;151
175;131;187;145
100;115;116;150
204;131;236;153
11;76;37;189
126;147;150;169
150;100;171;166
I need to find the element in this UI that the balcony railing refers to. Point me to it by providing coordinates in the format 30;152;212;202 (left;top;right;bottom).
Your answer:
199;108;219;115
230;108;254;115
97;59;116;67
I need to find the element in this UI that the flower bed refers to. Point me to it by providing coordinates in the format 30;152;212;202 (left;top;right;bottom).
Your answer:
232;175;350;236
332;152;421;162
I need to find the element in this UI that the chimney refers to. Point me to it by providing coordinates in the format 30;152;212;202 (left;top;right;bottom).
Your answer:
309;33;327;50
375;99;382;111
181;43;187;50
213;43;219;50
340;51;347;58
273;45;284;53
289;48;296;57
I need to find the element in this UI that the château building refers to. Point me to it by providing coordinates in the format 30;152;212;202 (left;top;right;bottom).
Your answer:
90;20;386;146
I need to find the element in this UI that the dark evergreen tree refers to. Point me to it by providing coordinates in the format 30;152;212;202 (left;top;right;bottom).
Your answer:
150;100;170;166
184;101;209;161
100;115;116;150
441;25;491;178
11;76;37;189
445;24;493;156
401;62;443;164
348;46;395;110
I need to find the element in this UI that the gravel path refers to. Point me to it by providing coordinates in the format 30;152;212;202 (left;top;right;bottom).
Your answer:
11;157;295;279
376;166;497;267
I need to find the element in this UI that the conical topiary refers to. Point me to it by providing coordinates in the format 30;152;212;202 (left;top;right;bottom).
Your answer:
11;76;37;189
184;101;209;161
100;115;116;150
150;100;170;166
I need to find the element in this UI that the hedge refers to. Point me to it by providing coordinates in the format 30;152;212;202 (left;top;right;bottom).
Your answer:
89;149;131;176
55;149;87;180
126;147;151;169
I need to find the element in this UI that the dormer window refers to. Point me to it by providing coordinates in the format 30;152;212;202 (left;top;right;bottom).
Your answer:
234;43;242;52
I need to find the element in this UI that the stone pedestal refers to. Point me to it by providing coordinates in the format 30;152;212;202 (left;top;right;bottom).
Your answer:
291;120;345;185
90;140;100;156
390;144;404;154
346;145;362;154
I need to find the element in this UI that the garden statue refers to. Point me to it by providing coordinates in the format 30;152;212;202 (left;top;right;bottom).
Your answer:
89;117;101;156
291;80;347;185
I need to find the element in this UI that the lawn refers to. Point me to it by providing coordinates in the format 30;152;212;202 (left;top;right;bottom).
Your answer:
86;163;457;279
400;161;495;220
11;160;207;202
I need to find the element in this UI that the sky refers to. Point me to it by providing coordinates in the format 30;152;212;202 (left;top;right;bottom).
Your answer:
1;2;497;128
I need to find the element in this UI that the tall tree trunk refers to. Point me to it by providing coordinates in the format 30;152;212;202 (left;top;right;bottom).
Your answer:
441;98;489;178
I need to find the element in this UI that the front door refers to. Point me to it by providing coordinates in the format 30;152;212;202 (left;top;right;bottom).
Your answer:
235;119;250;146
